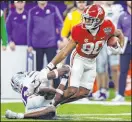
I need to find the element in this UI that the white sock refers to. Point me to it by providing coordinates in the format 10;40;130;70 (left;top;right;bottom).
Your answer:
115;91;118;96
17;113;24;119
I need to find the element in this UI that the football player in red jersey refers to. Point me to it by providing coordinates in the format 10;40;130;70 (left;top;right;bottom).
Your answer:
35;4;124;107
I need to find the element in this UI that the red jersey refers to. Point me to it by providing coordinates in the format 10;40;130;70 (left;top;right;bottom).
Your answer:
71;19;115;58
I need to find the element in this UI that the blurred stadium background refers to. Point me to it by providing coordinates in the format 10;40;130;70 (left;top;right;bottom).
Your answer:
1;1;131;121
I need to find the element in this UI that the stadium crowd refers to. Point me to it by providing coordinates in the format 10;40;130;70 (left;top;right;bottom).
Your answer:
1;1;131;102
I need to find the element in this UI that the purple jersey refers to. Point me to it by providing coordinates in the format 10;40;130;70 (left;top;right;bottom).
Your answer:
117;11;131;41
6;10;28;45
21;71;39;106
27;4;63;48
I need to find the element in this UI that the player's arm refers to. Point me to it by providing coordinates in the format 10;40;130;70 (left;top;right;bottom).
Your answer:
35;26;77;82
50;39;76;67
35;39;75;82
36;65;70;98
113;29;124;48
47;65;70;80
27;65;71;96
107;29;125;55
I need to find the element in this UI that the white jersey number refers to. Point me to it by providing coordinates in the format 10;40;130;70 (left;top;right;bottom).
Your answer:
81;41;105;55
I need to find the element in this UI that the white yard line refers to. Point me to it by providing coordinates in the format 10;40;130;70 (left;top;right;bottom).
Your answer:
2;113;131;118
80;116;123;121
59;113;131;116
2;113;131;121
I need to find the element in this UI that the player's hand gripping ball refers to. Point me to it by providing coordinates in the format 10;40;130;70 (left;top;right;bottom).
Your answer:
107;36;119;48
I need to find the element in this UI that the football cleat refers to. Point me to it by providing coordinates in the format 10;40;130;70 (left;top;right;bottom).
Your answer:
5;110;24;119
94;92;107;101
5;110;18;119
112;94;125;102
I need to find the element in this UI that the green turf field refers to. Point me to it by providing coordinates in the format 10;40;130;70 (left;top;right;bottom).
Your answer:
1;89;131;121
1;103;131;121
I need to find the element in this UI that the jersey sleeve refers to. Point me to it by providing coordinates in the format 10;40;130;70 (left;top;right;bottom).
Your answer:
106;20;116;39
109;20;116;36
71;25;78;43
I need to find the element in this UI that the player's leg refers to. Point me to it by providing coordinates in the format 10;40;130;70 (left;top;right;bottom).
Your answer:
52;50;84;107
57;57;96;105
24;106;56;119
52;53;97;106
109;54;120;95
60;86;90;105
52;68;70;106
112;47;131;102
6;94;56;120
96;44;109;100
5;106;56;119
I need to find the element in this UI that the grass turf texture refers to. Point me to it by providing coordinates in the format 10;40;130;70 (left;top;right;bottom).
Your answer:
1;89;131;121
1;103;131;121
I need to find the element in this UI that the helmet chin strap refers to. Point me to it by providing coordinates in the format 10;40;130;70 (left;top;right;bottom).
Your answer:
90;26;99;30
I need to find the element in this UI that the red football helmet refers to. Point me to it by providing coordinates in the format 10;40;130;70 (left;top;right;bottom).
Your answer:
82;4;105;29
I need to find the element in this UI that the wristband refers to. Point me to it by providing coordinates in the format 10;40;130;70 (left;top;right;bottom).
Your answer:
47;62;55;70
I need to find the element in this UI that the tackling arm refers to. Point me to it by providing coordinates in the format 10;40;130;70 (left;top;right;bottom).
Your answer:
36;65;71;96
47;65;70;80
35;39;76;82
27;65;71;96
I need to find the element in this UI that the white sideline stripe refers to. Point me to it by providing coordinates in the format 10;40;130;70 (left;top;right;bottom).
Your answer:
1;99;131;105
78;117;123;121
1;116;123;121
2;113;131;121
58;116;123;121
59;113;131;116
2;113;131;118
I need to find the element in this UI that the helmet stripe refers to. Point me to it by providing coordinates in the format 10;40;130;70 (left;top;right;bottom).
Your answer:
86;4;93;15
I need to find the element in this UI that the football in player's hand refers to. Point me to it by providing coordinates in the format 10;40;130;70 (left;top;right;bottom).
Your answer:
107;36;119;48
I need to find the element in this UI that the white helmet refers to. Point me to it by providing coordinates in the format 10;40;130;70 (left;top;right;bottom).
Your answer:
11;72;27;93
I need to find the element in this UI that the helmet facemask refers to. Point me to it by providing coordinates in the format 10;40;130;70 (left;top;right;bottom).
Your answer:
82;13;101;30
